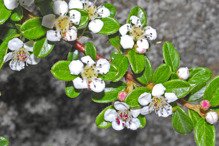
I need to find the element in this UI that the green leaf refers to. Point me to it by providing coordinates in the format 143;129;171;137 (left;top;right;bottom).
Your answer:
136;57;153;85
51;61;77;81
92;82;126;103
204;76;219;107
96;106;113;129
188;109;202;126
163;79;190;98
99;17;120;35
0;0;11;25
127;49;145;74
172;107;194;134
108;34;121;51
103;53;128;82
33;37;54;58
125;87;149;108
0;137;9;146
85;42;96;60
65;85;80;98
162;42;180;72
188;86;206;102
10;7;23;22
152;64;172;83
35;0;53;15
67;50;79;61
194;119;215;146
138;115;147;128
21;17;46;40
76;9;89;29
103;3;116;17
188;67;212;94
127;6;147;26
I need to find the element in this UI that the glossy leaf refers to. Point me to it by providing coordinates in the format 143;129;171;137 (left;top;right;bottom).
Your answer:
0;0;11;25
10;7;23;22
188;86;206;102
85;42;96;60
99;17;120;35
127;6;147;26
96;106;113;129
0;137;9;146
33;37;54;58
152;64;172;83
76;9;89;29
65;85;80;98
188;109;202;126
108;34;121;51
138;115;147;128
103;3;116;17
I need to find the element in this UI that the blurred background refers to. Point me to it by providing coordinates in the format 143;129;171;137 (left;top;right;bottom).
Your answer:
0;0;219;145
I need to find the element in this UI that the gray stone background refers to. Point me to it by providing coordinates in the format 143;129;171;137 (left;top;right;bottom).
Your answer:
0;0;219;145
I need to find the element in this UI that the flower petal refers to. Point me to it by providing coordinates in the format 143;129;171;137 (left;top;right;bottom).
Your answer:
42;14;56;29
96;59;110;74
24;41;34;52
144;26;157;41
140;106;152;115
152;84;166;97
157;104;172;118
138;92;152;106
53;0;68;15
112;120;124;131
8;38;23;51
165;93;178;103
89;78;105;93
136;38;149;54
63;26;77;41
120;35;134;49
3;0;19;10
73;77;88;89
177;67;190;80
69;10;81;25
19;0;34;7
9;60;25;71
46;30;62;42
119;24;131;36
81;56;95;66
4;52;13;62
126;118;140;130
114;101;129;111
88;19;104;33
69;0;83;9
26;54;40;65
69;60;84;75
130;16;142;27
131;109;141;118
104;109;117;122
97;6;110;18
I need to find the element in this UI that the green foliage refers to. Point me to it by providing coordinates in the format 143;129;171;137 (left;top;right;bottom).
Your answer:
138;115;147;128
33;37;54;58
99;17;120;35
10;7;23;22
103;3;117;17
127;6;147;26
0;0;11;25
35;0;53;15
152;64;172;83
65;83;80;98
85;42;96;60
76;9;89;29
0;137;9;146
96;106;113;129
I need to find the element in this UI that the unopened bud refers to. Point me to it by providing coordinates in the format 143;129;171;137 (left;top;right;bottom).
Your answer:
118;91;127;102
200;100;211;111
177;67;190;80
205;111;218;124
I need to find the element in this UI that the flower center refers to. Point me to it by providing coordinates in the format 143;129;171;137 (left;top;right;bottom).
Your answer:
151;96;167;111
117;110;131;123
81;65;98;81
130;26;144;40
55;16;71;35
85;5;98;20
15;48;28;62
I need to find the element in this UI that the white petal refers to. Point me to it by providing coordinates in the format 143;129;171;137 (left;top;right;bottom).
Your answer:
152;84;166;97
9;60;25;71
96;59;110;74
165;93;178;103
112;120;124;131
104;109;117;122
157;104;172;117
119;24;131;36
130;16;142;27
42;14;56;29
73;77;88;89
120;35;134;49
127;118;140;130
8;38;23;51
177;67;190;80
69;0;83;9
131;109;141;118
206;111;218;125
138;92;152;106
144;26;157;41
63;26;77;41
69;60;84;75
24;41;34;52
26;54;40;65
89;78;105;93
3;0;19;10
69;10;81;25
46;30;62;42
114;101;129;111
4;52;13;62
140;106;152;115
81;56;95;66
97;6;110;18
88;19;104;33
136;39;149;54
19;0;34;7
53;0;68;15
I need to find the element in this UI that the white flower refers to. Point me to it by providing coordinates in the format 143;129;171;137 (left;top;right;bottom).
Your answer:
71;0;110;33
104;101;141;131
3;0;34;11
42;0;81;42
206;111;218;125
4;38;39;71
177;67;190;80
119;16;157;54
138;84;178;117
69;56;110;93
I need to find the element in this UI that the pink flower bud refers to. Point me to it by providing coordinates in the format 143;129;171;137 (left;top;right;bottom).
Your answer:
200;100;211;110
118;91;127;102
